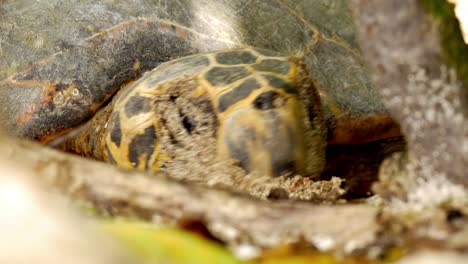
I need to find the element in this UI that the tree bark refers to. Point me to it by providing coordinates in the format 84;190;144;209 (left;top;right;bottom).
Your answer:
0;132;378;254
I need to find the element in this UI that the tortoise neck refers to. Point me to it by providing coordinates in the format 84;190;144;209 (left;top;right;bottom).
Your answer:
60;106;112;161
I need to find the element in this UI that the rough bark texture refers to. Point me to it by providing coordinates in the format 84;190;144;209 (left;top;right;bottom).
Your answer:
349;1;468;262
350;0;468;208
0;133;378;256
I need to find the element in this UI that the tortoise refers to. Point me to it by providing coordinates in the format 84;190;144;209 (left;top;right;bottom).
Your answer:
0;1;401;182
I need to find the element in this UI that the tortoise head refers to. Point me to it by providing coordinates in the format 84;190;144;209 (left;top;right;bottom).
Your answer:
103;48;326;178
213;51;326;177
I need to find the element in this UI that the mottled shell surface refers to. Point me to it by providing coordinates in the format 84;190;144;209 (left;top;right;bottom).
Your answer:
0;0;391;143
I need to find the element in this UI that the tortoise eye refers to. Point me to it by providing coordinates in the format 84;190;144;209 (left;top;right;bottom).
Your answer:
252;91;287;110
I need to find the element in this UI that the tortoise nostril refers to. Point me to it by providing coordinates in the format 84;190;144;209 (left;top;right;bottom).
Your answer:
178;110;196;134
169;95;178;102
252;91;286;110
182;116;195;134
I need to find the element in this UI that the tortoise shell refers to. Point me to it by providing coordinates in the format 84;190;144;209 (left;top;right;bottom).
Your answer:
0;1;400;178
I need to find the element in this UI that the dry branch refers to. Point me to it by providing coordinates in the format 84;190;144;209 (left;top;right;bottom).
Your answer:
0;133;378;254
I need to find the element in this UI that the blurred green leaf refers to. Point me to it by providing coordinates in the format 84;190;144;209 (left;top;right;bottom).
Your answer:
101;219;246;264
101;219;381;264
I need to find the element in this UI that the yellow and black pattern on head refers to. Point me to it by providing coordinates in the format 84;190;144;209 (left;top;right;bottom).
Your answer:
104;48;325;177
105;94;161;170
103;53;213;170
